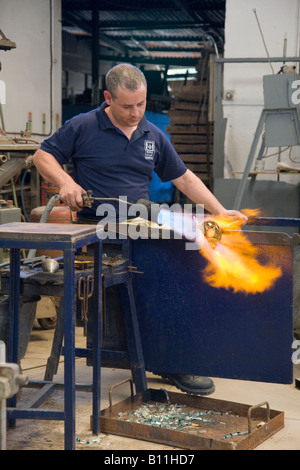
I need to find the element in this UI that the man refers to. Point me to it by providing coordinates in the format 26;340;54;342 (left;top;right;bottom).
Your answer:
33;63;247;396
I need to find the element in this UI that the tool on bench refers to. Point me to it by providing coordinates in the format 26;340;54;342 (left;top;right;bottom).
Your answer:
22;255;50;268
22;255;59;273
82;190;223;247
77;274;94;336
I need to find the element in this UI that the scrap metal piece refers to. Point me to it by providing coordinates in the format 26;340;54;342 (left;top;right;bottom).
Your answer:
41;258;59;273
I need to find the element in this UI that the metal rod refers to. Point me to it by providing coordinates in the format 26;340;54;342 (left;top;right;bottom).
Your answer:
215;56;300;64
91;0;99;105
247;401;270;434
108;378;134;411
253;8;274;74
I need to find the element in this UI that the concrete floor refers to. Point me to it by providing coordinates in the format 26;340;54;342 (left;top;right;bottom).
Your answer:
5;324;300;451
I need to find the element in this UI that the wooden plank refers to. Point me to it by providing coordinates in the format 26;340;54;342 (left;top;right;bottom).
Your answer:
174;144;211;153
173;84;207;102
168;110;203;118
168;112;207;125
171;101;208;112
166;125;209;135
171;135;213;144
178;154;213;163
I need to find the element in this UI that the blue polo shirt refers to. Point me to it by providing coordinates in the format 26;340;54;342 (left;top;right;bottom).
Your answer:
40;101;187;220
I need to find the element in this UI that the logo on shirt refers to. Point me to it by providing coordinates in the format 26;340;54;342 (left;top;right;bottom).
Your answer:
144;140;155;160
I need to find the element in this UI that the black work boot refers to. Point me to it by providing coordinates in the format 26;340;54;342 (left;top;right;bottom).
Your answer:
157;374;215;396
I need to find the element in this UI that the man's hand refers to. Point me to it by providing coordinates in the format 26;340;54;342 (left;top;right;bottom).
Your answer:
222;210;248;226
59;181;86;212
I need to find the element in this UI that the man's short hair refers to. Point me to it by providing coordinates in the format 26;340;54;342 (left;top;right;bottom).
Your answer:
105;63;147;98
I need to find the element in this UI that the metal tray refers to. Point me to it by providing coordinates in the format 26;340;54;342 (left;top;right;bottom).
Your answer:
98;381;284;450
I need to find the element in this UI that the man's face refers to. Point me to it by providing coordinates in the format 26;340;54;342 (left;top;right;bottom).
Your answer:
104;84;147;128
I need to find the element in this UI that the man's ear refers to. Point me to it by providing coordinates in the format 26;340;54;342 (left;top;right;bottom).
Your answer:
104;90;112;105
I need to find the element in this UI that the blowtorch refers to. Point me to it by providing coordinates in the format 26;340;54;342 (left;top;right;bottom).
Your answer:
82;190;222;247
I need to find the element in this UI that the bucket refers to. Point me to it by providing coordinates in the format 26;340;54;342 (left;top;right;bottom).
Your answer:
30;205;75;224
30;205;76;258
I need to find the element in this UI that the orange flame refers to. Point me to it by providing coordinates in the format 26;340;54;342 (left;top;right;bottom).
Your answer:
199;209;282;294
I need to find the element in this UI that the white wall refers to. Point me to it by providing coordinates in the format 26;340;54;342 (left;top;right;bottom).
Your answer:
0;0;61;138
223;0;300;183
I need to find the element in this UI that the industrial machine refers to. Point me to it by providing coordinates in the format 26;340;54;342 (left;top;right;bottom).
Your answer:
233;71;300;210
0;340;27;450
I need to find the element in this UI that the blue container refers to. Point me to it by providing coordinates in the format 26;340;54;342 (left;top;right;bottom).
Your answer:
146;112;176;205
131;234;294;384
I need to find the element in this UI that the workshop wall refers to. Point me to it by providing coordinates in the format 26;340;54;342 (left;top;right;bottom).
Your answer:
1;0;298;183
0;0;62;138
223;0;300;185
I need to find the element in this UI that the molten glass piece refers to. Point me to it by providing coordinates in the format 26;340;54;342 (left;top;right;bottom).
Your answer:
203;220;223;248
199;209;282;294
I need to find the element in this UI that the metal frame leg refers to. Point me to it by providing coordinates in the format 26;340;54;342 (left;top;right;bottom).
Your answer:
63;247;76;450
119;279;147;393
44;301;64;381
91;241;102;435
42;241;103;439
248;138;266;194
233;110;266;210
7;248;20;428
7;248;20;365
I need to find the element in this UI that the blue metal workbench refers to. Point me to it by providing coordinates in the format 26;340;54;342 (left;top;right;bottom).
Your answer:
0;222;148;450
95;219;299;386
0;222;102;450
131;220;299;384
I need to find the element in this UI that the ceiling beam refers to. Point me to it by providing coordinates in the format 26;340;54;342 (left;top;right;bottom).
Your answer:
141;46;203;52
101;35;205;41
63;11;128;54
99;20;224;31
62;0;225;12
99;54;199;66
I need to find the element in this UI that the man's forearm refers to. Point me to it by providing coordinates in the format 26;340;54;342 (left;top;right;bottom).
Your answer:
32;149;85;211
32;149;73;188
172;169;226;215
